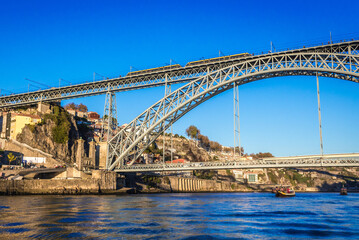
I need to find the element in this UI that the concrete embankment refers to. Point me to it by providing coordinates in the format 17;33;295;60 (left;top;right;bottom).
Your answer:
168;177;249;192
138;176;254;193
0;170;122;195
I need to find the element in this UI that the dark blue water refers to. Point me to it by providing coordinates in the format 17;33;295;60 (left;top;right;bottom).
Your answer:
0;193;358;239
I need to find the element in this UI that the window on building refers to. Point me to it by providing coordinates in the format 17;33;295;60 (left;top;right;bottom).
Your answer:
248;174;256;183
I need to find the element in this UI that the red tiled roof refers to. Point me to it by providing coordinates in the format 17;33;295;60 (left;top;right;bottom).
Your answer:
166;159;188;164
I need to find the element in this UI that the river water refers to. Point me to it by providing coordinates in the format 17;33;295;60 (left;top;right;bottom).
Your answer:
0;193;358;239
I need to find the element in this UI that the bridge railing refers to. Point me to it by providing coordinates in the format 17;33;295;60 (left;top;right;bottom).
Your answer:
115;154;359;172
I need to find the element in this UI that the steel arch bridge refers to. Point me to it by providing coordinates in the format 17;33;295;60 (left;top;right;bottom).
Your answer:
0;40;358;110
107;51;359;170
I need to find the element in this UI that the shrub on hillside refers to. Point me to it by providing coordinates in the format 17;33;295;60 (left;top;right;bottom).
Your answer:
44;107;71;144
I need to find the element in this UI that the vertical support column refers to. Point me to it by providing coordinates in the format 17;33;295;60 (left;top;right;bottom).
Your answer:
163;75;167;164
349;46;352;75
89;140;96;168
0;111;6;139
233;82;241;160
102;91;118;169
316;73;324;164
163;74;172;164
76;138;85;171
171;124;173;163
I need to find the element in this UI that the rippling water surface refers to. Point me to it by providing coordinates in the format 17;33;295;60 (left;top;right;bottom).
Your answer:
0;193;359;239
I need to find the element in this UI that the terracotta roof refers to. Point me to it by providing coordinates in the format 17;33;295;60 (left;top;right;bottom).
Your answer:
166;159;189;164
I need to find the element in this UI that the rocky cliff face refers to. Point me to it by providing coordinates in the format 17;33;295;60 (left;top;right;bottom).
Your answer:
259;168;359;191
157;136;210;162
16;110;82;164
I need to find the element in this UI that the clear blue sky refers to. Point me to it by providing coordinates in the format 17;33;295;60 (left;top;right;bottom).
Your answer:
1;0;358;156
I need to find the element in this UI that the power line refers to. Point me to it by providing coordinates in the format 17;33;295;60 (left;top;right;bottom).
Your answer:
59;78;71;87
25;78;51;88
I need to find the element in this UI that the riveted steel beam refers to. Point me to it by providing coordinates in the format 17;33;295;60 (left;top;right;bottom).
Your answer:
1;41;359;110
107;52;359;170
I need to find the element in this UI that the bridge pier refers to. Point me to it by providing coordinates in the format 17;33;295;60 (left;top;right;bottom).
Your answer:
76;138;85;171
89;140;96;167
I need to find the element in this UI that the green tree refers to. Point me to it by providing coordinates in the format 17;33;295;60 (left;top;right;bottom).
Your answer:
186;125;200;140
103;115;118;127
251;152;274;159
64;102;77;110
233;146;245;155
53;105;60;116
198;134;210;149
209;141;222;152
45;108;71;144
77;103;88;112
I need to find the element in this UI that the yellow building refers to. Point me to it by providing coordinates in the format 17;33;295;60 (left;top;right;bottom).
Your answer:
10;113;42;140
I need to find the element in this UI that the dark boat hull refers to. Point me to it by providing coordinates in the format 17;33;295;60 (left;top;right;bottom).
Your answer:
275;191;295;197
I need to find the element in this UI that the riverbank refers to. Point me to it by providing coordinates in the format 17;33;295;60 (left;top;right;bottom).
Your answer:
1;167;359;195
1;179;357;195
0;170;122;195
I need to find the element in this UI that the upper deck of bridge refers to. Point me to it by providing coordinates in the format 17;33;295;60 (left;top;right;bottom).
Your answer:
1;39;358;110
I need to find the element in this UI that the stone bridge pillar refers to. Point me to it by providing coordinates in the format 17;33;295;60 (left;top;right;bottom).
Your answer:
89;140;96;167
76;138;85;171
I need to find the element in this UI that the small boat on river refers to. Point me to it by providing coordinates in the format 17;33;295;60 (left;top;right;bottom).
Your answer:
274;186;295;197
340;183;348;195
340;182;348;195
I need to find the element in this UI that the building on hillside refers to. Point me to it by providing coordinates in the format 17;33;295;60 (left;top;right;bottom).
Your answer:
77;110;88;119
91;123;103;142
37;102;58;114
232;170;244;180
244;171;258;183
10;113;42;140
66;109;77;117
65;108;88;119
88;112;100;123
232;169;263;183
165;159;189;164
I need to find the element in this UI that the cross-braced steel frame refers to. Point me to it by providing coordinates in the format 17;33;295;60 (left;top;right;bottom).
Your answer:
0;41;358;110
107;51;359;170
114;153;359;172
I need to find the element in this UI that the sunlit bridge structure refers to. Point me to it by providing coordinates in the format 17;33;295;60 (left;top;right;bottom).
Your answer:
106;41;359;171
1;40;359;172
115;154;359;173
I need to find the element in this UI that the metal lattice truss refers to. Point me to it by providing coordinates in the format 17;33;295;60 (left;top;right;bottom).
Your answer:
1;40;359;110
107;51;359;170
114;154;359;172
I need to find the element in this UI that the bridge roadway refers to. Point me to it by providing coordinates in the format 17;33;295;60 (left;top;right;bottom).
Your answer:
114;153;359;173
1;40;358;110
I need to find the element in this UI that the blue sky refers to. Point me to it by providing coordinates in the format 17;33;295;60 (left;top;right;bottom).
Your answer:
1;0;358;156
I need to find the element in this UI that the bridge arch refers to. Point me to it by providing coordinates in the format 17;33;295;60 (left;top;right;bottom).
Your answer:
107;52;359;170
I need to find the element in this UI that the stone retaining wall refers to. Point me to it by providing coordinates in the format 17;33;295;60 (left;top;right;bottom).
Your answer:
3;139;60;167
0;170;119;195
166;177;250;192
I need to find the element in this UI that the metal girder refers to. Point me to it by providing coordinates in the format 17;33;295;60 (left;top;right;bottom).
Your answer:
1;40;359;110
114;153;359;172
107;51;359;170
